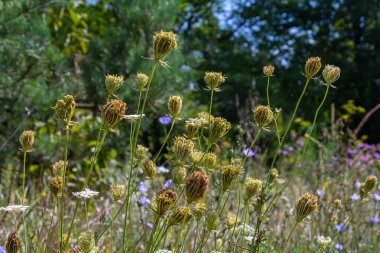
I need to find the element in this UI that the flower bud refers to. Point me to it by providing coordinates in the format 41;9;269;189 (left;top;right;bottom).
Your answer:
53;95;76;126
191;150;204;164
193;201;207;221
204;152;217;169
153;31;177;62
6;231;21;253
263;65;275;77
136;73;149;90
322;65;340;84
168;96;182;118
19;130;34;152
49;176;63;197
173;136;194;163
203;210;220;231
268;168;279;183
221;165;241;192
185;121;200;139
360;175;378;199
105;74;124;96
331;215;339;223
168;206;192;226
333;199;341;209
204;71;225;91
305;57;321;79
185;171;209;204
172;166;186;185
226;212;239;229
143;160;157;179
110;184;125;202
253;105;273;128
209;117;231;144
136;145;149;161
78;231;96;253
244;177;263;203
295;193;318;222
53;160;65;177
101;99;127;130
155;188;178;216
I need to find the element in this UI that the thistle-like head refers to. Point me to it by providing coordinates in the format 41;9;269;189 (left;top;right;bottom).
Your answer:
305;57;321;79
168;96;183;119
322;65;340;84
143;160;157;179
6;231;21;253
53;95;76;126
110;184;125;202
155;188;178;216
263;65;275;77
209;117;231;144
136;73;149;91
19;130;35;152
185;171;209;204
253;105;274;128
78;231;96;253
53;160;65;177
173;136;194;163
49;176;63;197
105;74;124;97
244;177;263;203
101;99;127;131
153;31;177;62
204;71;225;91
221;165;241;192
193;201;207;221
168;206;192;226
295;192;318;222
203;210;220;231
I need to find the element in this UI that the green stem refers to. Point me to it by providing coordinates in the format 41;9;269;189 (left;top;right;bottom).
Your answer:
64;200;80;248
173;218;186;253
110;204;115;253
136;90;143;115
297;83;330;167
281;222;299;253
270;78;311;169
146;215;161;253
154;117;176;162
59;127;69;252
44;198;56;253
266;76;271;107
22;151;28;253
243;128;262;165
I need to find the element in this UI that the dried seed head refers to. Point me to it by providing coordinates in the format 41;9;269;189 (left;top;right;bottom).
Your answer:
322;65;341;84
305;57;321;79
244;177;263;202
253;105;274;128
203;210;220;231
221;165;241;192
209;117;231;144
101;99;127;130
143;160;157;179
155;188;178;216
204;152;217;169
173;136;194;162
268;168;279;183
193;201;207;220
136;145;149;161
19;130;34;152
78;231;95;253
333;199;341;209
331;215;339;223
204;71;225;91
168;96;182;118
6;231;21;253
185;121;200;139
185;171;209;204
226;212;239;229
136;72;149;91
105;74;124;96
53;160;65;177
295;193;318;222
172;166;187;185
153;31;177;62
168;206;192;226
263;65;275;77
197;112;214;125
110;184;125;202
49;176;63;197
191;150;204;164
360;175;378;199
53;95;76;126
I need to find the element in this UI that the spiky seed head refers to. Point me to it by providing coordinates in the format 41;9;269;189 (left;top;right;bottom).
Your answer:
295;192;318;222
263;65;275;76
110;184;125;202
49;176;63;197
226;212;239;229
136;145;149;161
193;201;207;220
244;177;263;203
53;95;76;126
143;160;157;179
191;150;204;164
268;168;279;183
322;65;340;84
101;99;127;130
19;130;35;152
221;165;241;192
155;188;178;216
173;136;194;162
305;57;321;79
105;74;124;96
333;199;341;209
185;171;209;204
78;231;95;253
204;71;225;90
168;96;182;119
209;117;231;144
153;31;177;62
360;175;378;199
203;210;220;231
172;166;187;185
197;112;214;125
168;206;192;226
6;231;21;253
185;121;199;139
204;152;217;169
253;105;274;128
136;73;149;90
53;160;65;177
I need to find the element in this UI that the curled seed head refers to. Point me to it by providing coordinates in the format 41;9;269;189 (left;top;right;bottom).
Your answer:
53;160;65;177
268;168;279;183
204;71;225;90
49;176;63;197
136;73;149;90
110;184;125;202
305;57;321;79
193;201;207;220
263;65;275;76
19;130;35;152
203;210;220;231
53;95;76;126
360;175;378;199
101;99;127;130
6;231;21;253
295;192;318;222
209;117;231;144
136;145;149;161
172;166;187;185
78;230;95;253
143;160;157;179
185;121;200;139
155;188;178;216
173;136;194;163
221;165;241;192
168;206;192;226
168;96;183;119
244;177;263;203
204;152;217;169
331;215;339;223
253;105;274;128
105;74;124;96
322;65;341;84
153;31;177;62
226;212;239;229
185;171;209;204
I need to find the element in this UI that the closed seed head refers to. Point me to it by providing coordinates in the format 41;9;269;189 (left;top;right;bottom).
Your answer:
110;184;125;202
185;171;209;204
322;65;341;84
295;192;318;222
305;57;321;79
53;160;65;177
153;31;177;62
19;130;34;152
168;206;192;226
105;74;124;96
263;65;275;76
204;71;225;90
101;99;127;130
221;165;241;192
53;95;76;126
6;231;21;253
168;96;182;118
155;188;178;216
49;176;63;197
253;105;274;128
143;160;157;179
136;73;149;90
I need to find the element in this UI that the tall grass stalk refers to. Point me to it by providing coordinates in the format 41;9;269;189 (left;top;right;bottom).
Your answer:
59;128;69;252
21;151;28;253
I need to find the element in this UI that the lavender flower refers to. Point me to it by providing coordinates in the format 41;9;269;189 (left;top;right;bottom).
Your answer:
373;152;380;159
139;196;150;206
335;243;344;251
0;246;5;253
357;142;365;148
316;189;325;197
355;181;361;189
290;132;297;139
373;193;380;201
335;223;346;232
159;116;171;125
147;221;153;229
242;148;254;157
369;217;380;223
351;193;360;201
138;182;148;192
164;179;172;188
281;150;289;156
346;148;357;154
288;146;294;151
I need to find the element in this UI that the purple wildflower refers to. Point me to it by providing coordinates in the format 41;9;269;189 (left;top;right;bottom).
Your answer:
347;148;357;154
347;158;354;166
335;243;344;251
290;132;297;139
335;223;346;232
243;148;255;157
138;182;148;192
316;189;325;197
373;193;380;201
164;179;172;188
296;140;302;146
159;116;171;125
331;156;339;161
147;221;153;229
288;146;294;151
373;152;380;159
139;196;150;206
351;193;360;201
365;144;375;150
0;246;5;253
359;154;369;162
355;181;361;189
369;217;380;223
281;150;289;156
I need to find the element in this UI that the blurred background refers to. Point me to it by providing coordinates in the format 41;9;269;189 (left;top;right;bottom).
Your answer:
0;0;379;174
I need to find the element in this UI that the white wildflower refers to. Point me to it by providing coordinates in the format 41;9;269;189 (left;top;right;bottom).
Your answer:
155;250;173;253
0;205;29;213
124;114;145;122
157;166;169;173
186;118;207;126
244;236;254;242
73;188;99;199
317;235;331;248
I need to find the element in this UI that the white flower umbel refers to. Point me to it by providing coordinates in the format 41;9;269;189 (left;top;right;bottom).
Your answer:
155;250;173;253
0;205;29;213
73;188;99;199
317;235;332;249
124;114;145;122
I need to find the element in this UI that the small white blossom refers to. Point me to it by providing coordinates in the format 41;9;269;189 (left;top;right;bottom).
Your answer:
0;205;29;213
317;235;332;248
73;188;99;199
155;250;173;253
244;236;254;242
124;114;145;122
